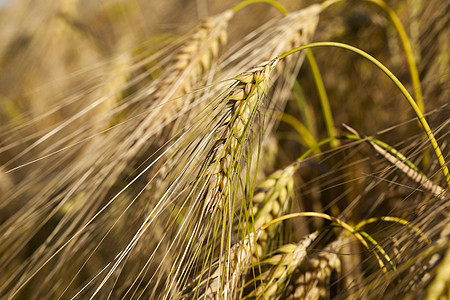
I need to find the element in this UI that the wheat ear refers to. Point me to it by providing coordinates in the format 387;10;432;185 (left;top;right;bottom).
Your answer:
179;229;263;299
156;5;322;203
287;241;342;300
219;5;322;141
152;58;279;299
152;10;233;114
200;57;279;212
343;124;445;196
245;231;319;299
97;9;234;185
109;9;234;170
138;9;235;199
249;163;296;257
204;229;263;299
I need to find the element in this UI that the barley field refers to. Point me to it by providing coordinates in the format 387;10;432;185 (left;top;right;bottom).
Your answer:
0;0;449;299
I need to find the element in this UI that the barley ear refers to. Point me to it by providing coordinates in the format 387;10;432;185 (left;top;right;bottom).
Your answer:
288;243;341;300
201;57;279;213
343;124;445;196
249;163;296;257
203;229;263;299
246;231;319;299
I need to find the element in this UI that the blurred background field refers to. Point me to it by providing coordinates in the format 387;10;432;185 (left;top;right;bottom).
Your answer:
0;0;448;299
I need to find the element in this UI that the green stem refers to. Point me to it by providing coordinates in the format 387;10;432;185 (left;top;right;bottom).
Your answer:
356;216;431;244
305;50;339;148
295;136;343;164
278;41;450;189
232;0;288;15
292;81;316;136
321;0;424;112
321;0;342;9
278;112;317;149
366;0;424;113
262;212;388;273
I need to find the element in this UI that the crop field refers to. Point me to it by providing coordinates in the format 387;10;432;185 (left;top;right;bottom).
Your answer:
0;0;448;299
